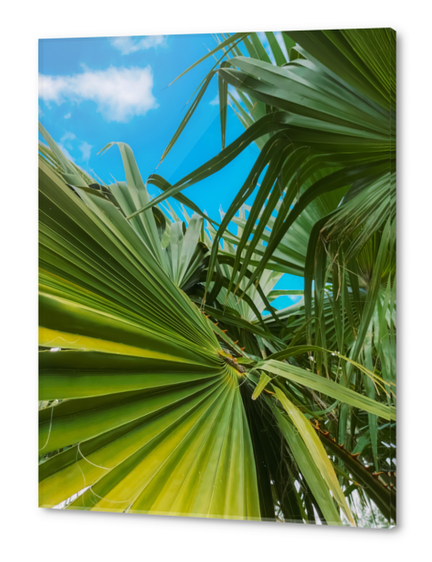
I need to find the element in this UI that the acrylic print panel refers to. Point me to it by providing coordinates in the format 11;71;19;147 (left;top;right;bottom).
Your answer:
38;29;396;527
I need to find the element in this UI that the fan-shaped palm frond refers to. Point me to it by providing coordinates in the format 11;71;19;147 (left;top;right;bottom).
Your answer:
39;27;396;526
39;148;262;518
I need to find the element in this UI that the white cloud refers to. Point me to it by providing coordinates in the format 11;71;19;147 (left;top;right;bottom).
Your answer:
110;35;166;55
79;141;92;162
229;88;243;103
58;144;75;163
64;112;71;119
39;66;158;122
275;32;290;61
58;131;76;162
211;89;246;107
256;32;290;63
257;32;269;46
52;132;92;165
61;131;76;143
257;32;275;64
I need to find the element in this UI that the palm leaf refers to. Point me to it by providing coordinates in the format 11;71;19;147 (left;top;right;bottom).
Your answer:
39;155;260;519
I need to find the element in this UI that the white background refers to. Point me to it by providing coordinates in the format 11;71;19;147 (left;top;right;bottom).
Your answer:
1;1;431;560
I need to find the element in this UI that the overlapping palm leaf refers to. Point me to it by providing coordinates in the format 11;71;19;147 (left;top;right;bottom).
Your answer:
38;27;397;526
130;29;395;295
39;149;262;519
38;137;342;522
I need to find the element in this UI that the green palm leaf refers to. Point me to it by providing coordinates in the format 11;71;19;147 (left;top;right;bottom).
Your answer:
38;27;396;526
39;155;260;519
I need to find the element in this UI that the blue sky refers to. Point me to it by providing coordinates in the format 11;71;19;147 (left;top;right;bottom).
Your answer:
38;33;303;308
